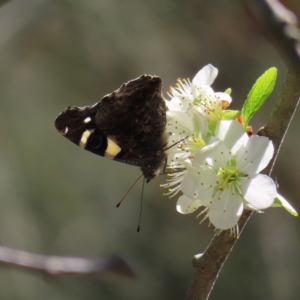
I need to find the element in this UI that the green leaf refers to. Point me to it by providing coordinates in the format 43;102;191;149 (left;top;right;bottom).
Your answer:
272;194;298;216
242;67;277;129
222;110;241;120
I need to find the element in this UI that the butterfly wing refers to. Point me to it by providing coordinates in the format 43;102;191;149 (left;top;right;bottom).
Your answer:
55;75;168;180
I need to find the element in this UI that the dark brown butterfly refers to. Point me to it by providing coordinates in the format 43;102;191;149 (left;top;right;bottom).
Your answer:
54;75;168;182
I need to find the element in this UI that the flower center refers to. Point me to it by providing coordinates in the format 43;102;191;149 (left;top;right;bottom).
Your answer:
186;136;206;152
216;156;245;194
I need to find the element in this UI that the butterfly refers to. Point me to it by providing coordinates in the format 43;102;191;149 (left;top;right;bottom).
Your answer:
54;75;168;182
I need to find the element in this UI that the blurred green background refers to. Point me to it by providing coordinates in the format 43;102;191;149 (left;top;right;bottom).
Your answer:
0;0;299;299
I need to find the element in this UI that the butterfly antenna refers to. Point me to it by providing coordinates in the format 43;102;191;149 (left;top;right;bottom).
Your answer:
137;176;146;233
163;136;189;151
116;174;143;208
160;136;189;176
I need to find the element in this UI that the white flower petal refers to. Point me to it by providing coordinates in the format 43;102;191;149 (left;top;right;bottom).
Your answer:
187;107;208;137
196;85;215;98
208;190;243;230
166;96;186;112
215;92;232;104
193;140;229;168
180;170;215;205
215;120;246;151
192;64;218;87
167;110;194;135
180;171;200;199
241;174;276;209
167;151;189;166
237;136;274;174
176;194;202;214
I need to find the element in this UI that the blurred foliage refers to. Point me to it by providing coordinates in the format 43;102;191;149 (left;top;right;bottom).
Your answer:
0;0;299;299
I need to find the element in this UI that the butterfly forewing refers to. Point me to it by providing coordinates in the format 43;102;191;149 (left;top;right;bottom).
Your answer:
55;75;168;181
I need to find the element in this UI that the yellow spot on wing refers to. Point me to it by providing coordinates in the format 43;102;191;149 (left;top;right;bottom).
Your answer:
79;129;95;148
105;138;121;157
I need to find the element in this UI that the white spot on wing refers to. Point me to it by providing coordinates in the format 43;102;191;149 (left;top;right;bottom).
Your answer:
61;127;68;136
84;117;92;124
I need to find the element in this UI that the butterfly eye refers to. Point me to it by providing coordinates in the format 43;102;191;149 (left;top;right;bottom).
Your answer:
89;135;102;149
135;89;147;100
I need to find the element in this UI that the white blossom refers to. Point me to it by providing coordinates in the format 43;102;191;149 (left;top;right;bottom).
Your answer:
163;65;296;234
169;121;277;235
166;64;231;126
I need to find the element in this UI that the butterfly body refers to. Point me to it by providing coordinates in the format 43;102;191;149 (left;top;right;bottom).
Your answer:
55;75;167;181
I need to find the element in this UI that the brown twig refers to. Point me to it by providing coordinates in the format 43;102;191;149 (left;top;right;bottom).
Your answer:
0;245;136;278
184;211;252;300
